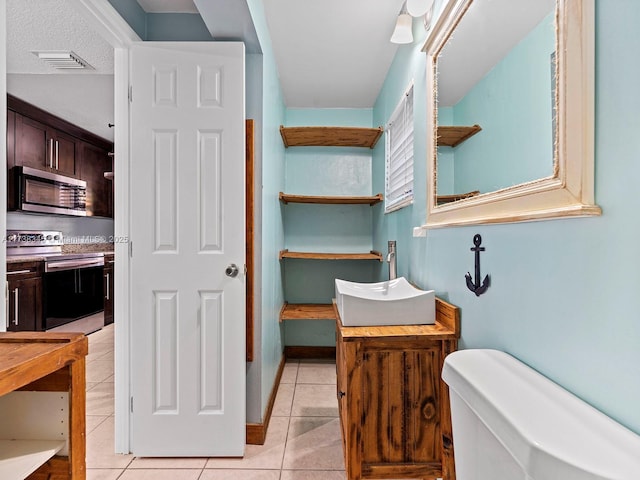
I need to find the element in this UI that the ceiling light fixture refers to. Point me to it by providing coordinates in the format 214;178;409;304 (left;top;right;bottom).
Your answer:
31;51;93;70
407;0;435;18
390;3;413;44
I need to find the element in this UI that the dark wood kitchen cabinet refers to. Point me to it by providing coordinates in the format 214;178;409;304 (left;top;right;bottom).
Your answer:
7;94;114;218
6;261;43;332
81;141;113;217
14;113;78;177
103;254;114;325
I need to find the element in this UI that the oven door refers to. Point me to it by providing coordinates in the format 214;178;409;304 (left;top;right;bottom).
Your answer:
44;266;104;329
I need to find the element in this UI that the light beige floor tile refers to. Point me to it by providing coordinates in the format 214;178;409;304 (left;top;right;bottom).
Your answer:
86;469;125;480
272;383;295;417
86;359;115;383
86;382;101;392
283;417;344;470
86;382;115;416
93;351;115;364
86;415;110;434
89;325;115;344
200;470;281;480
129;457;208;469
281;471;346;480
205;416;289;470
86;416;133;469
291;384;338;417
280;360;299;384
118;469;201;480
87;341;113;360
296;360;337;385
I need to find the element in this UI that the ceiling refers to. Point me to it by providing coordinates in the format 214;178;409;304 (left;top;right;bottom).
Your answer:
262;0;404;108
6;0;114;75
6;0;406;137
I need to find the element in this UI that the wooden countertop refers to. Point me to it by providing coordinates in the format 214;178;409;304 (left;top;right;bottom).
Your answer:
0;332;88;395
334;297;460;341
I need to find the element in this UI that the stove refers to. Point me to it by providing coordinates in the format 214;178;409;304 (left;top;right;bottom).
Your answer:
6;230;104;271
7;230;105;330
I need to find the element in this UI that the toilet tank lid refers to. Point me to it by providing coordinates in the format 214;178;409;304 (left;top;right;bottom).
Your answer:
442;349;640;479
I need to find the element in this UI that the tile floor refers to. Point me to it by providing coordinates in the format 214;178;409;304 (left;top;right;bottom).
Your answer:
85;324;346;479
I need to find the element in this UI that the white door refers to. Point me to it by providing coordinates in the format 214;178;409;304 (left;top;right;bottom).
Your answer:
129;42;245;456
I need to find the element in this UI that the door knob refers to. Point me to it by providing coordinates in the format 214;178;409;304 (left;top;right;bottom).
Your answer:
225;264;239;278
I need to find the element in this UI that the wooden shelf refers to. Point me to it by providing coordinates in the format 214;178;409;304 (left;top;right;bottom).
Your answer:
436;190;480;204
280;125;383;149
437;124;482;147
279;250;383;261
0;439;66;479
279;303;336;322
279;192;383;206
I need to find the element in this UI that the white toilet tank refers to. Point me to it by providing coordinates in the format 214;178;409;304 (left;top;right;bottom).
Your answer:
442;349;640;480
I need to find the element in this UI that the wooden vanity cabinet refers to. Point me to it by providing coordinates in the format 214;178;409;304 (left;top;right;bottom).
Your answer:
7;260;44;332
335;298;460;480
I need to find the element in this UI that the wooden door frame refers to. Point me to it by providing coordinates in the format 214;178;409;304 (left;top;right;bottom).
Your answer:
246;119;254;362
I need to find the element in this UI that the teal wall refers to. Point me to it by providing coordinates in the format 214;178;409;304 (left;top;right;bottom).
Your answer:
449;11;555;194
372;0;640;435
246;0;287;420
282;109;378;346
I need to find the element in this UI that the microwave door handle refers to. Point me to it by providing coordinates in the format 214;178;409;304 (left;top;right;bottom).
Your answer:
55;140;59;170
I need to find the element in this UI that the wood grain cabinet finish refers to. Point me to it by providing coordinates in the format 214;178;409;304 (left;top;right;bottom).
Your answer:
335;298;460;480
103;254;114;326
6;261;44;332
0;332;88;479
81;142;113;217
7;94;114;217
14;113;78;177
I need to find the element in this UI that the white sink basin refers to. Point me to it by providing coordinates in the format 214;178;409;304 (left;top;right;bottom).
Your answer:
335;277;435;327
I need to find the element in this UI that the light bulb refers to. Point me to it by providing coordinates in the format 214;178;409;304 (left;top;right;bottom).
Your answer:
390;13;413;44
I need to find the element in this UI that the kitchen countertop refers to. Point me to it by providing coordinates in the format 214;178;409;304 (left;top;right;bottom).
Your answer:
7;243;114;265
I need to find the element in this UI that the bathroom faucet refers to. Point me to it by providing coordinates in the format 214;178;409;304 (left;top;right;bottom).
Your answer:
387;240;397;280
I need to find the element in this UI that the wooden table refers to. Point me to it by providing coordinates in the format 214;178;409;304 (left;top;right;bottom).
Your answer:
0;332;88;479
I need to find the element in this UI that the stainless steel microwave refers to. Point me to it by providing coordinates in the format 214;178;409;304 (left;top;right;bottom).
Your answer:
11;166;87;216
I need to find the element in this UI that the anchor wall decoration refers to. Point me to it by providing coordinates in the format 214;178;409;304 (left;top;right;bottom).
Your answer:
465;234;490;296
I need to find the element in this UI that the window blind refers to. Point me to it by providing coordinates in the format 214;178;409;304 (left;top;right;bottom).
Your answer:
385;85;414;213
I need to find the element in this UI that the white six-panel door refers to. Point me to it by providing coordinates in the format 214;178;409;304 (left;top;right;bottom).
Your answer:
129;42;245;456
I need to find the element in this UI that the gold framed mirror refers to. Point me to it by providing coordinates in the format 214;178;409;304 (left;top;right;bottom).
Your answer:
422;0;600;228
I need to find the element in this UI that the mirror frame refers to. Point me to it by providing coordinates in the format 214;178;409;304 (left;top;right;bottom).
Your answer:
422;0;600;228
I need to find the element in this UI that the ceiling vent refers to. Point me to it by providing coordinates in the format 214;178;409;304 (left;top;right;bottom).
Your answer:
31;51;94;70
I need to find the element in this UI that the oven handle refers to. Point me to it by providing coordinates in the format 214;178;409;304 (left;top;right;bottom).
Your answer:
45;258;105;272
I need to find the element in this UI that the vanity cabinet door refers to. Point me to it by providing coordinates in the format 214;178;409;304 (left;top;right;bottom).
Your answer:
359;342;442;467
336;321;456;480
